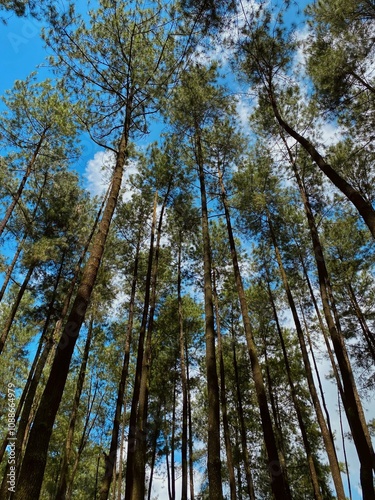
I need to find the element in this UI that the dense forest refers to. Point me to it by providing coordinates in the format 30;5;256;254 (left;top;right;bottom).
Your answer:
0;0;374;498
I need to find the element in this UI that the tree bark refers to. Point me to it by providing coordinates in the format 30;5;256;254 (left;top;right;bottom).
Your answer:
55;318;94;499
0;129;47;238
213;269;237;500
266;279;323;500
267;214;347;500
124;193;158;500
287;149;375;497
195;124;223;500
14;118;130;500
0;264;35;355
99;231;141;500
218;167;291;499
178;238;188;500
231;323;256;500
268;89;375;238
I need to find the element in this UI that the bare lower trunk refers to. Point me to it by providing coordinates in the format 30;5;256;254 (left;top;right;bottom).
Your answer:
195;125;223;500
14;123;130;500
213;270;236;500
267;214;346;500
56;318;94;499
218;168;291;499
287;151;375;497
124;194;157;500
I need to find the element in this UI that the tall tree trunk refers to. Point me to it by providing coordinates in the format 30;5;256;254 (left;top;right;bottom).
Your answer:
268;88;375;237
147;405;161;500
66;381;101;500
124;193;158;500
230;323;256;500
131;184;171;500
212;269;237;500
287;147;375;497
171;375;177;500
266;279;323;500
14;116;131;500
218;167;291;499
186;343;195;500
0;171;48;304
0;129;47;238
195;124;223;500
55;318;94;499
99;231;142;500
267;215;347;500
178;237;188;500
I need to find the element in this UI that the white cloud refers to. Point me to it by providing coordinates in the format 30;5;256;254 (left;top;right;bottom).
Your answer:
84;150;140;201
84;150;115;197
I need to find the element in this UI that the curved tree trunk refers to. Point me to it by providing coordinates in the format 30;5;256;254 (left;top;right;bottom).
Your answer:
287;148;375;497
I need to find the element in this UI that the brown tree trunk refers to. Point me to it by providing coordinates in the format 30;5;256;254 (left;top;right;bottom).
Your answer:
14;118;130;500
0;264;35;355
124;193;158;500
218;167;291;499
131;185;171;500
55;318;94;499
230;323;256;500
346;281;375;360
212;269;237;500
178;238;188;500
287;149;375;497
195;125;223;500
266;279;323;500
268;89;375;238
0;129;47;238
99;230;142;500
186;344;195;500
267;214;347;500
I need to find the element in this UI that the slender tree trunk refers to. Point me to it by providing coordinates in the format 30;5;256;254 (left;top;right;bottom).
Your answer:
0;264;35;355
266;279;323;500
0;238;24;304
195;124;223;500
212;269;237;500
267;215;347;500
171;376;177;500
0;129;47;238
178;238;188;500
66;382;101;500
218;167;291;499
287;149;375;497
99;231;142;500
186;344;195;500
231;324;256;500
14;116;131;500
0;172;48;304
131;185;171;500
117;394;128;500
124;193;158;500
147;405;161;500
346;281;375;360
55;318;94;499
268;88;375;237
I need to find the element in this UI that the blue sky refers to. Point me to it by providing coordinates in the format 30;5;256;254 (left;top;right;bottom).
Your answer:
0;4;373;500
